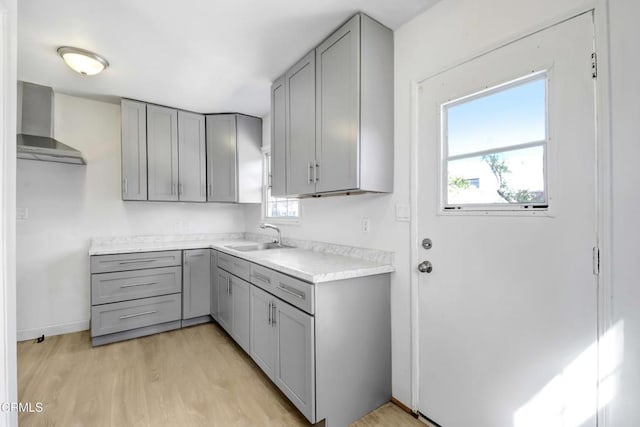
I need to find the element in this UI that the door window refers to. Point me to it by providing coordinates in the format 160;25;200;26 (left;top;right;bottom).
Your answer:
443;73;548;210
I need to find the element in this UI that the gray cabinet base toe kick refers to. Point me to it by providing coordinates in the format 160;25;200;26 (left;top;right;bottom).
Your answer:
91;320;182;346
182;315;212;328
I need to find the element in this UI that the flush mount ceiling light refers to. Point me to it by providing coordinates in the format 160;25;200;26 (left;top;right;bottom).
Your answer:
57;46;109;76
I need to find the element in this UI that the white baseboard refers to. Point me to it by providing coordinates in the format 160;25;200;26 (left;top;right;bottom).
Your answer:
17;320;89;342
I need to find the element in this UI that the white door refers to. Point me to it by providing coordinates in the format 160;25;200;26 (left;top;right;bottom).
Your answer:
417;13;598;427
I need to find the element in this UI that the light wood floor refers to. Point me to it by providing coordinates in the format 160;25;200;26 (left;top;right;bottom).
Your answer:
18;323;424;427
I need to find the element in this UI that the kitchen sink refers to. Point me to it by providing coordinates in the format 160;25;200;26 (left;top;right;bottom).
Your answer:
225;242;294;252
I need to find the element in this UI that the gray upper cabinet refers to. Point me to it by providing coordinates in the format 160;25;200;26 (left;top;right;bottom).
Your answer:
315;16;360;193
206;114;236;202
315;14;393;194
270;76;287;197
147;105;179;201
182;249;211;320
286;52;317;196
272;13;393;197
177;111;206;202
121;99;147;201
206;114;262;203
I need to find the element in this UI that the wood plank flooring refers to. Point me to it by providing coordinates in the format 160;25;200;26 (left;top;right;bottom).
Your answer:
18;323;423;427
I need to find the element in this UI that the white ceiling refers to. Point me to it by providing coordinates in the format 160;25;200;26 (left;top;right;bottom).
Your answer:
18;0;438;117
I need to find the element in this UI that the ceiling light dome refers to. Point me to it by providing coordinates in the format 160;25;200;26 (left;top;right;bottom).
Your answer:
57;46;109;76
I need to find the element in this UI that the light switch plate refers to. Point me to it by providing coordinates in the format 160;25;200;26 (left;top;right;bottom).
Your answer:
17;207;29;221
395;204;410;222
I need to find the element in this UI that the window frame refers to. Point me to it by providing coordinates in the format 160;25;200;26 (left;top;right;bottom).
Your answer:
262;149;301;224
440;71;550;213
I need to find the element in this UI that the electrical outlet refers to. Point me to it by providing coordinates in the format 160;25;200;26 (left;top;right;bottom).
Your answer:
361;217;371;233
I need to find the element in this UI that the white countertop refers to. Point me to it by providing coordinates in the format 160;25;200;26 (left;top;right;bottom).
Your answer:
89;235;394;283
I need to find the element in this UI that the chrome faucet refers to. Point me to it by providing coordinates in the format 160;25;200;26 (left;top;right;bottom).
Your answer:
260;223;282;246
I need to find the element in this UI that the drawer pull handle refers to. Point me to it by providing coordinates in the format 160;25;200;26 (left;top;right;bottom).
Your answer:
120;281;157;288
253;272;271;284
119;310;157;320
118;259;155;265
277;284;305;300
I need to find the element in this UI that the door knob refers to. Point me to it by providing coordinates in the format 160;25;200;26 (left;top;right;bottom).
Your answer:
418;260;433;273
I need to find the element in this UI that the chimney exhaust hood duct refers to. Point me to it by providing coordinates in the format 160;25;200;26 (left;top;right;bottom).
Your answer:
17;81;86;165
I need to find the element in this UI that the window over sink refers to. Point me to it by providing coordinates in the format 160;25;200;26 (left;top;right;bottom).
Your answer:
263;151;300;222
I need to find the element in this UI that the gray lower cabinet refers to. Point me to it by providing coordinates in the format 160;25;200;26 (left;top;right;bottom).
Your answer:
250;283;315;422
121;99;147;201
250;286;276;378
147;104;179;201
217;268;232;333
206;114;262;203
247;259;390;427
210;250;219;320
274;298;315;422
216;259;251;354
230;275;251;353
177;111;207;202
182;249;211;324
91;294;181;338
90;251;183;346
91;266;182;305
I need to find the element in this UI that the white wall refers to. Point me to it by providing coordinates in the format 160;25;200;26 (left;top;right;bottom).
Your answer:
607;0;640;425
16;94;246;340
251;0;640;418
1;0;18;424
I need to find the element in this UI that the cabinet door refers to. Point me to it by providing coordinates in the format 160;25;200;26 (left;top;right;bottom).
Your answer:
270;75;287;197
231;276;251;353
236;115;263;203
147;105;179;201
315;15;360;193
182;249;211;319
250;285;276;379
121;99;147;201
206;114;237;202
178;111;206;202
210;250;219;320
275;301;315;422
217;268;232;333
286;51;317;196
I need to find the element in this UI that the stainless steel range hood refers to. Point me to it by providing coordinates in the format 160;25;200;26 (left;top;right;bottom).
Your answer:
17;81;86;165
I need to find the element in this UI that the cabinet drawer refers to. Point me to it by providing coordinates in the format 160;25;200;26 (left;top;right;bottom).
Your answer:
250;263;276;292
90;251;182;273
91;294;181;337
91;266;182;305
217;251;251;282
251;264;314;315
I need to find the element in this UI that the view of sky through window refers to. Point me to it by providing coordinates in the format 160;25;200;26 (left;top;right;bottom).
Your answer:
444;75;548;207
